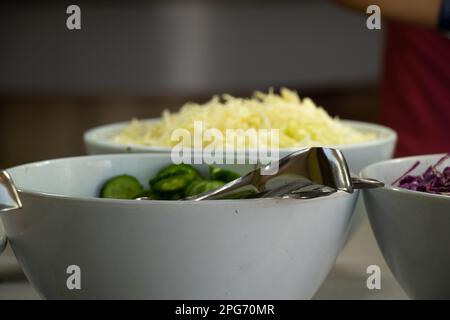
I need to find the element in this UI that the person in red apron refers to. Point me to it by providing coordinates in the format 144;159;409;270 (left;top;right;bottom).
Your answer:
335;0;450;156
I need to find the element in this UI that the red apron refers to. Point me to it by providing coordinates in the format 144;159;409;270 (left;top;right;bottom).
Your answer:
380;22;450;156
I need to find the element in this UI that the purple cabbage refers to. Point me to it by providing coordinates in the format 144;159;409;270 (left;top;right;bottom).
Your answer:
392;153;450;196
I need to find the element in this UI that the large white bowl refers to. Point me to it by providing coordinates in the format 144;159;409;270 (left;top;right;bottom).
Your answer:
1;154;358;299
361;154;450;299
84;119;397;173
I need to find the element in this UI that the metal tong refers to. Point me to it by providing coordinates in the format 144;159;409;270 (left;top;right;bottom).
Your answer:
186;147;383;200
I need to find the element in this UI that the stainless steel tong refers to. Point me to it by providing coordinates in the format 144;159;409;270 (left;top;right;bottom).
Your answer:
186;147;383;200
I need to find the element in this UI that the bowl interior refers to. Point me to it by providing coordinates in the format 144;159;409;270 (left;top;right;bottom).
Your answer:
7;155;256;198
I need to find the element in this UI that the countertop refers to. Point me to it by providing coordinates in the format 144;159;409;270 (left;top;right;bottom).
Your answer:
0;217;408;300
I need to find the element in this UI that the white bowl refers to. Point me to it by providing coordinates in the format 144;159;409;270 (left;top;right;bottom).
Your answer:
1;154;358;299
84;119;397;173
361;154;450;299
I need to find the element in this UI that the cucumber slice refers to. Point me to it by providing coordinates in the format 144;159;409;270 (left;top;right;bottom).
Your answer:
152;175;191;193
100;175;143;199
150;164;200;186
150;164;201;195
185;180;226;197
209;166;241;183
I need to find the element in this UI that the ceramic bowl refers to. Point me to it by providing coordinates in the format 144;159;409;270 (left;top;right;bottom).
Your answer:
361;154;450;299
0;154;358;299
83;119;397;173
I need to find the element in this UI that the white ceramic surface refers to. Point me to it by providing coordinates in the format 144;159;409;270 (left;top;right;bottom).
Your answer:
1;154;358;299
361;154;450;299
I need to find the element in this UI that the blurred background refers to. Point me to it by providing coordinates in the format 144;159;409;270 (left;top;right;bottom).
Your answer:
0;0;383;168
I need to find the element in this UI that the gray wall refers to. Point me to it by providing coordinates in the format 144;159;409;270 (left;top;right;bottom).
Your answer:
0;0;383;95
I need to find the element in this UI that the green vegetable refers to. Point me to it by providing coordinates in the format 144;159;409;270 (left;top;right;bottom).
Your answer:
152;176;191;193
100;175;143;199
150;164;201;194
209;166;241;183
136;189;183;200
151;164;200;184
99;164;241;201
185;180;226;197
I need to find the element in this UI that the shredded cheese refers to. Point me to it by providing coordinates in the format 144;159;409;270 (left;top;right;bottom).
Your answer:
113;88;376;148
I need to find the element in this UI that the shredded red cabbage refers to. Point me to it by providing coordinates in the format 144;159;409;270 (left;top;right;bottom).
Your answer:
392;153;450;196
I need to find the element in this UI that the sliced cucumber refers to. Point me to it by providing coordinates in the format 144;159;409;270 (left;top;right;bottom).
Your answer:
100;175;143;199
150;164;201;195
135;189;184;200
185;180;226;197
150;164;200;185
209;166;241;183
152;175;191;193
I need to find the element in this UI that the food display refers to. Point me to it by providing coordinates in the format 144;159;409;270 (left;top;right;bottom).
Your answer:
393;153;450;196
113;88;377;149
99;164;240;200
1;85;403;300
9;0;450;302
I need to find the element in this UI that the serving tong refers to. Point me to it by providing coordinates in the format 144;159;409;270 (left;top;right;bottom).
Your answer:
184;147;383;201
0;171;22;213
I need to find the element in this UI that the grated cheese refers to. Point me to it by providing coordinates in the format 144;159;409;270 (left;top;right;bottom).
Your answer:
113;88;376;149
